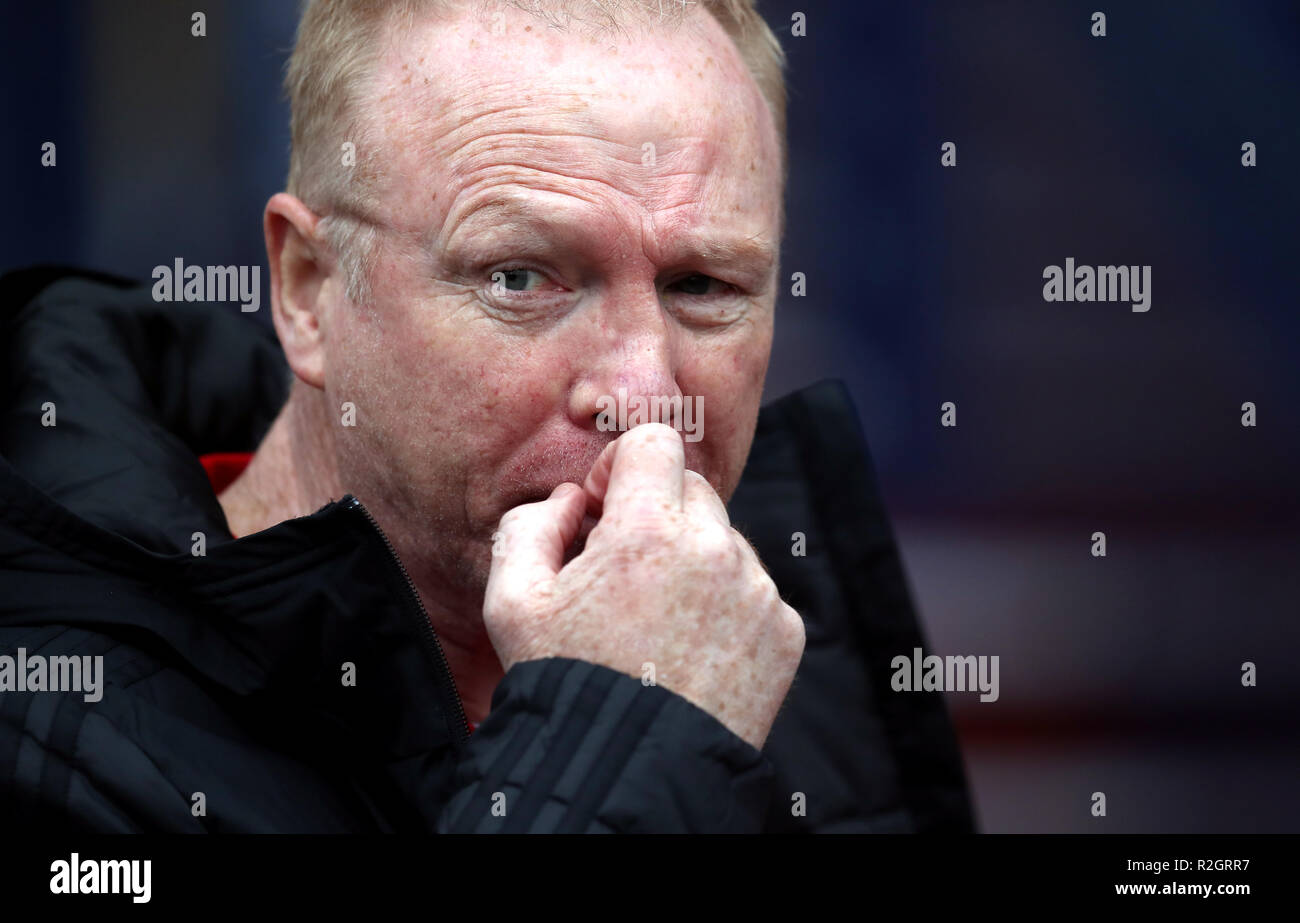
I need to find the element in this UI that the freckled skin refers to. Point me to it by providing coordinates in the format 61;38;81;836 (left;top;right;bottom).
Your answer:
487;425;805;749
245;2;789;726
324;4;781;597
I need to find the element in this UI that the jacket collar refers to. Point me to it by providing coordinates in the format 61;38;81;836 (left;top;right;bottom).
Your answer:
0;268;872;828
1;267;288;551
1;269;471;825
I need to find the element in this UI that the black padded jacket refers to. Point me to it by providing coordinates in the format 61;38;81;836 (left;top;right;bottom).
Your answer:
0;267;975;833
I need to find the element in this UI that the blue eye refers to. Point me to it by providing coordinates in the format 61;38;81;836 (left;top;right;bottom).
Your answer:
492;268;543;293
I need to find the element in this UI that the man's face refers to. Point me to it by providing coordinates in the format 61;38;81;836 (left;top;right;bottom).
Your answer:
321;4;783;593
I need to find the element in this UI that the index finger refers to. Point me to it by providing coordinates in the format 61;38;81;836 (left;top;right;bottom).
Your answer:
583;422;685;522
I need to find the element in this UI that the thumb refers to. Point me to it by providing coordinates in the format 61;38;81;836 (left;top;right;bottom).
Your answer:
485;482;587;609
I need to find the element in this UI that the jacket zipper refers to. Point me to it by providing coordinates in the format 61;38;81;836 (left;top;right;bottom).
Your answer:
345;496;471;744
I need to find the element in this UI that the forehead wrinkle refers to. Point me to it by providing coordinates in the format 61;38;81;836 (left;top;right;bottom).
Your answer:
437;180;774;283
378;91;717;239
365;9;781;263
437;170;639;259
443;179;603;233
444;131;643;186
426;85;718;188
432;134;718;250
450;144;713;205
364;10;779;204
433;89;603;157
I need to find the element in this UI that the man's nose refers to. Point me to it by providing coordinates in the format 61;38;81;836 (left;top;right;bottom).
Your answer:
567;309;683;433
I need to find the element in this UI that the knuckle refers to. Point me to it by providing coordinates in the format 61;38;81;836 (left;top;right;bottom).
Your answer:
778;606;807;652
729;527;761;558
682;468;711;491
693;525;742;567
481;591;511;627
484;582;531;625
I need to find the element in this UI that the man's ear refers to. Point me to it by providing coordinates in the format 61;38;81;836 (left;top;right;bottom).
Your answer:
264;192;330;389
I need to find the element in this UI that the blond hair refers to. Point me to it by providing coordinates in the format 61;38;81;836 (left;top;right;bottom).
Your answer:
283;0;787;303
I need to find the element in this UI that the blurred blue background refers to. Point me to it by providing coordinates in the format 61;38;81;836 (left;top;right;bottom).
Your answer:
4;0;1298;831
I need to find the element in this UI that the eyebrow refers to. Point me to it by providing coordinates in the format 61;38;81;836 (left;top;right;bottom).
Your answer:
442;195;776;274
681;232;776;273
